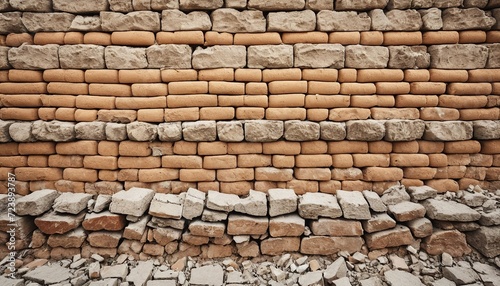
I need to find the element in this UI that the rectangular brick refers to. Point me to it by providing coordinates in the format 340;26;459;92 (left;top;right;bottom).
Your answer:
410;82;446;94
217;168;254;181
272;155;295;168
300;141;328;154
47;82;89;95
56;141;98;155
199;107;234;120
0;82;47;94
392;141;419;153
439;95;488;108
18;142;54;155
269;81;307;94
118;157;161;169
119;141;151;156
444;141;481;154
15;167;62;181
168;81;208;95
246;82;268;95
161;69;198;82
116;96;167;109
119;69;161;83
447;154;470;166
460;108;499;120
48;155;84;168
1;94;42;107
198;142;228;155
404;70;430;82
85;70;119;83
199;68;234;81
131;83;168;96
428;154;448;167
9;70;42;82
137;109;164;122
429;69;468;82
157;31;204;45
54;108;75;121
235;68;262;82
340;83;376;95
238;154;271;167
236;107;265;119
162;155;202;169
329;108;370;121
138;169;178;182
357;69;404;82
295;154;332;167
227;142;262;154
295;168;331;181
368;141;392;154
307;81;340;95
0;156;27;167
266;108;306;120
1;108;39;120
403;167;437;180
99;170;118;181
328;141;368;154
371;108;419;119
391;154;429;167
352;154;390;167
263;141;301;155
332;154;353;168
0;144;18;156
173;141;197;155
209;82;244;95
167;94;217;108
331;168;363;180
470;154;493;167
255;167;293;181
118;169;138;181
165;107;199;121
179;169;215;182
76;95;115;109
342;181;373;192
420;107;459;120
363;167;403;182
40;95;76;108
83;156;118;170
63;168;98;182
418;141;444;154
27;155;48;167
204;155;237;169
89;84;132;97
269;94;305;107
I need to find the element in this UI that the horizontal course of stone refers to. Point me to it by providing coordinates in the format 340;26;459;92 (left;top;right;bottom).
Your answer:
0;185;498;261
0;0;500;195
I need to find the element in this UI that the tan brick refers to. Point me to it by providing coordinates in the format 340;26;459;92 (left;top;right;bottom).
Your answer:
363;167;404;182
208;82;244;95
47;82;88;95
137;109;164;122
255;167;293;181
263;141;301;155
448;83;492;95
161;69;198;82
118;141;150;157
64;32;84;44
56;141;98;155
272;155;295;168
168;81;208;94
54;108;75;121
470;154;493;167
38;108;56;120
0;143;18;156
439;95;488;108
353;154;390;167
117;169;138;182
371;108;419;120
422;31;459;45
198;142;228;155
300;141;328;154
139;169;178;182
99;170;118;181
131;83;168;96
83;156;118;170
266;108;306;120
235;69;262;82
282;32;328;43
383;31;422;45
118;157;161;169
420;107;460;120
5;33;33;47
295;154;332;167
9;70;43;82
228;142;263;154
404;167;437;180
236;107;265;119
447;166;467;178
180;169;215;182
156;31;204;45
447;154;471;166
332;154;353;168
111;31;155;46
444;141;481;154
425;179;459;193
162;155;202;169
269;94;305;107
468;69;500;82
360;31;384;45
76;96;116;109
401;179;424;188
48;155;83;168
368;141;392;154
116;97;167;109
0;156;27;167
376;82;410;94
0;83;47;95
233;32;282;45
331;168;363;180
217;168;254;181
329;108;370;121
167;94;217;108
173;141;198;155
238;154;271;167
1;94;42;107
460;108;499;120
307;81;340;95
204;155;237;169
84;70;117;84
307;109;329;121
199;107;234;120
341;181;373;192
286;180;318;194
18;142;55;155
319;180;342;194
27;155;48;167
410;82;447;94
84;32;112;45
349;95;378;108
220;181;253;196
165;107;200;121
357;69;404;82
418;141;444;154
391;154;429;167
198;68;234;81
404;69;430;82
34;32;65;44
329;32;360;45
268;81;307;94
220;94;268;107
88;83;131;97
459;30;486;44
328;141;368;154
63;168;98;182
204;32;233;46
262;69;302;82
305;95;349;108
429;69;468;83
392;141;419;153
340;83;376;95
75;109;98;122
302;69;337;82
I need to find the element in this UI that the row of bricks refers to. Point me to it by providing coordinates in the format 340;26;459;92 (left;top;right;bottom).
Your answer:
2;139;500;156
2;106;500;122
3;30;500;47
1;176;496;196
2;68;500;84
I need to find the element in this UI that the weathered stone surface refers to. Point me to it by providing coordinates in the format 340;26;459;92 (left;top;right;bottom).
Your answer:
74;122;106;141
150;216;185;230
317;11;371;31
127;122;157;141
58;45;105;70
161;10;211;31
152;227;182;245
419;8;443;30
235;190;267;216
423;199;481;222
32;120;75;142
388;201;426;222
442;8;496;30
320;122;346;141
110;187;155;217
217;121;244;142
190;265;224;286
407;217;433;238
182;188;206;220
479;209;500;226
123;215;149;240
486;43;500;68
22;12;75;32
284;120;320;141
461;192;488;207
362;213;396;233
53;0;109;13
387;0;412;9
466;226;500;258
70;15;102;31
0;120;13;142
384;270;424;286
298;193;342;219
248;0;306;10
105;46;147;70
83;211;126;231
211;9;266;33
157;122;182;142
227;214;268;235
365;225;415;249
47;227;86;248
370;9;422;31
423;229;471;257
35;211;85;235
108;0;133;11
8;122;33;142
53;193;92;214
8;44;59;70
268;10;316;32
311;218;363;236
16;189;59;216
423;121;473;141
298;271;324;286
0;213;35;240
106;123;128;141
23;264;72;284
473;120;500;140
245;120;284;142
247;45;293;69
149;194;183;219
346;120;385;141
9;0;52;11
345;45;389;69
101;11;160;31
362;191;387;212
324;257;347;282
443;267;480;285
182;121;216;142
206;190;239;212
192;46;246;69
126;261;154;286
0;276;24;286
269;214;305;237
101;264;128;280
407;186;437;201
0;46;9;69
300;236;364;255
294;44;345;68
268;188;298;217
0;12;27;33
188;220;225;238
337;190;371;220
388;46;430;69
428;44;488;69
146;45;192;69
261;237;301;255
336;0;389;10
202;209;228;222
179;0;223;9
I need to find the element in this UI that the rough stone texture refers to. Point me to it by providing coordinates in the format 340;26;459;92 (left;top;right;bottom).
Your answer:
370;9;423;31
320;122;346;141
466;226;500;258
152;227;182;245
8;122;34;142
192;46;246;69
473;121;500;140
202;209;228;222
300;236;364;255
381;185;411;205
179;0;223;9
346;120;385;141
53;0;109;13
188;220;225;237
407;186;437;201
182;188;206;220
336;190;371;220
206;191;240;212
75;122;107;140
227;214;269;235
22;12;75;32
423;229;472;257
388;46;430;69
110;187;155;217
428;44;489;69
47;228;86;248
127;122;157;141
70;15;102;31
407;217;433;238
234;190;267;216
298;271;323;286
336;0;389;10
345;45;389;69
149;194;183;219
161;10;211;31
419;8;443;30
189;265;224;286
486;44;500;68
0;46;8;70
100;264;128;280
324;257;347;282
182;121;216;142
423;199;481;222
9;0;52;11
442;8;496;30
157;122;182;142
384;270;424;286
8;44;59;70
317;11;371;31
248;0;306;11
269;214;305;237
247;45;293;69
82;211;126;231
105;46;148;70
311;218;363;236
53;193;92;214
363;191;387;212
284;120;320;141
365;225;415;249
387;201;426;222
106;123;128;141
146;45;192;69
443;267;480;285
124;215;149;239
32;121;75;142
0;120;13;142
268;188;298;217
211;9;266;33
101;11;160;31
34;211;85;235
126;261;154;286
16;189;59;216
479;209;500;226
23;264;72;285
423;121;473;141
294;44;345;68
362;213;396;233
267;10;316;32
298;193;342;219
245;120;284;142
217;121;244;142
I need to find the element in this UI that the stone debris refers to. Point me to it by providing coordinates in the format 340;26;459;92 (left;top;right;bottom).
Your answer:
298;192;342;219
15;189;60;216
53;193;93;214
423;199;481;222
336;190;371;220
268;188;298;217
110;187;155;217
